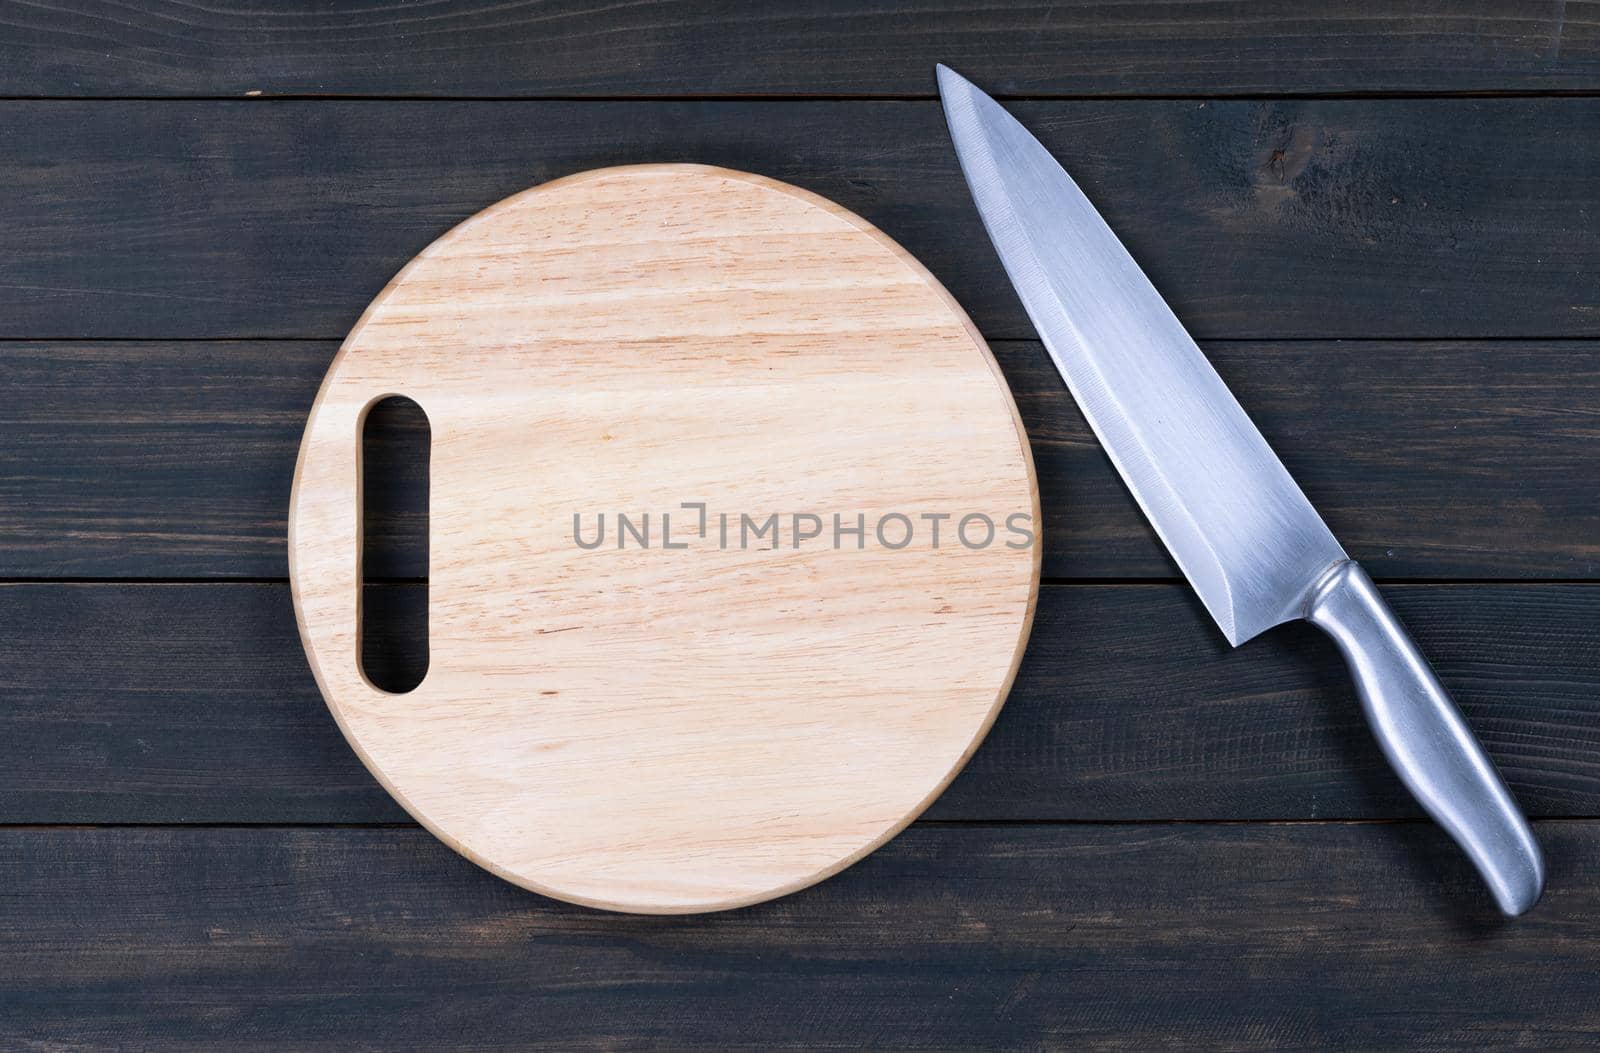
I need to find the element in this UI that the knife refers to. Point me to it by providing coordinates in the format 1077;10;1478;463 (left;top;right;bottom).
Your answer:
937;65;1543;915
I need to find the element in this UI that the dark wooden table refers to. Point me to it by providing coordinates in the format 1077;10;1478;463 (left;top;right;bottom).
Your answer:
4;3;1599;1048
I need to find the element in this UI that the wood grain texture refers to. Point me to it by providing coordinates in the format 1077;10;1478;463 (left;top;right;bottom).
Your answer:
4;5;1597;1042
3;582;1595;824
2;99;1596;341
3;823;1599;1050
6;338;1599;581
0;1;1595;98
288;165;1039;911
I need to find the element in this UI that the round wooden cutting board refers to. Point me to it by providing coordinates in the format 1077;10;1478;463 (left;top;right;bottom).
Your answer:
289;164;1041;913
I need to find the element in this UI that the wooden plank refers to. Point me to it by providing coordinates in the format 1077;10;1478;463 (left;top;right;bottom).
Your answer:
0;1;1594;98
5;340;1597;581
1016;338;1600;581
0;583;404;824
0;342;326;578
2;822;1597;1049
2;582;1595;824
1;100;1596;341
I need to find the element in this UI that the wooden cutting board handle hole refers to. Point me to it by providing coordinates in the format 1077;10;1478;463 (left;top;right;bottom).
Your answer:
359;394;430;694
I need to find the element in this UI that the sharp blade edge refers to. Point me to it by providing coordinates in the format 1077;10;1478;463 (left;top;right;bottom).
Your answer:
938;65;1345;644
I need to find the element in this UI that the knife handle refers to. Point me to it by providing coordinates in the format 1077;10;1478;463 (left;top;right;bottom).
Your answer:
1304;560;1543;915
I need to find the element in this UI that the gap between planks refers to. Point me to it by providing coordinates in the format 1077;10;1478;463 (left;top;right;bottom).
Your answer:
8;91;1600;103
7;818;1600;830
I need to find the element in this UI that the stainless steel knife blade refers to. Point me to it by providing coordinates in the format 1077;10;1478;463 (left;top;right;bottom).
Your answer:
937;64;1543;915
938;65;1343;646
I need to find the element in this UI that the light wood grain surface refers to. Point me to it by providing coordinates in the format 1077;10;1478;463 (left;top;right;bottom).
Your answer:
288;164;1041;913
